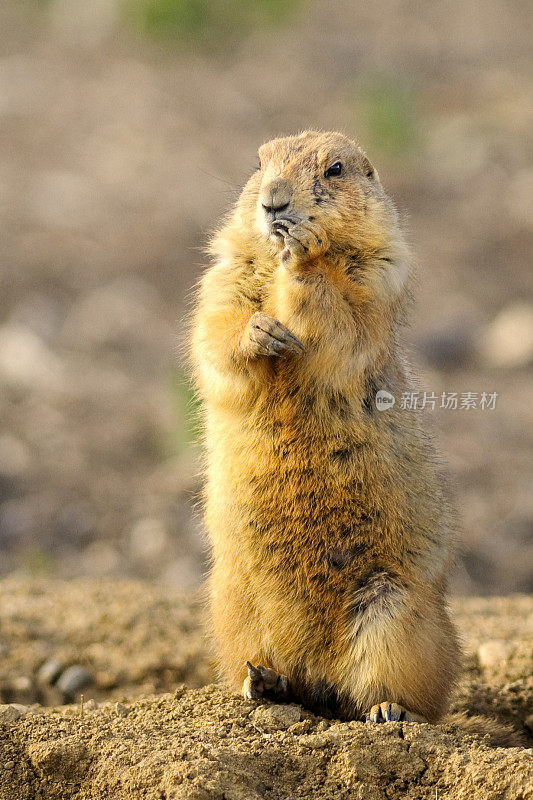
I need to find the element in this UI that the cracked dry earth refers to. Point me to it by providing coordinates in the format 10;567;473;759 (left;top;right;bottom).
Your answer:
0;581;531;799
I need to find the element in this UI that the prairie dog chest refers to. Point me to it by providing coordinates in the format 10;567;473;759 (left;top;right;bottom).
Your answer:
261;264;365;386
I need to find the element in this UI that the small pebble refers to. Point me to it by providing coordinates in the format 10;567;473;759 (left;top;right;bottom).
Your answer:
10;704;29;715
300;733;327;749
4;761;14;770
477;641;511;669
251;703;301;731
56;665;92;699
28;737;90;779
481;302;533;368
288;719;313;735
12;676;32;692
0;705;23;724
419;323;475;370
84;698;98;711
0;323;63;390
128;517;168;561
115;702;129;717
37;658;63;686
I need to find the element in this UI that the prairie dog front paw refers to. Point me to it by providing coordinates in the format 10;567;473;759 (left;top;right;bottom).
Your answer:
242;312;304;359
272;217;329;267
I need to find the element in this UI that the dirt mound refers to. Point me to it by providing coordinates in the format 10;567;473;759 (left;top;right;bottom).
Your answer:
0;686;531;800
0;582;531;797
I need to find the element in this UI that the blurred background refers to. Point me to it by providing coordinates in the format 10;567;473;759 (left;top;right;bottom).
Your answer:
0;0;531;595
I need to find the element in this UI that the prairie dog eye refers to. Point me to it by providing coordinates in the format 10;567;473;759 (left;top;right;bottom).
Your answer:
324;161;342;178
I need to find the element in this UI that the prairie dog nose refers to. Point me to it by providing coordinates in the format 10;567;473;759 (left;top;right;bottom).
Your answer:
261;178;292;215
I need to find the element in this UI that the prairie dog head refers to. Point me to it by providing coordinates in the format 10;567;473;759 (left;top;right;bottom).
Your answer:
231;131;410;304
250;132;394;249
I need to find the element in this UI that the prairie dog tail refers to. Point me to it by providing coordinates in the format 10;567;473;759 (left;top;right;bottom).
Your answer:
445;712;526;748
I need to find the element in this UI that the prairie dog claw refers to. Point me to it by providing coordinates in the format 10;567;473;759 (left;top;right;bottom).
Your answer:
364;701;427;724
271;217;329;266
244;312;304;359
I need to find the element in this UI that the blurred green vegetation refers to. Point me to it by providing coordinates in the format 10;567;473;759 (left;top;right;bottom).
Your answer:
124;0;304;45
357;76;420;156
165;369;202;456
21;547;54;576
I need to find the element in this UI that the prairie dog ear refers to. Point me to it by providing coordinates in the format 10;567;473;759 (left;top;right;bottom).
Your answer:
360;155;379;182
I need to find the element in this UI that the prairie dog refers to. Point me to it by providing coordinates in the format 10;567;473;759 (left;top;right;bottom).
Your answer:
191;130;460;723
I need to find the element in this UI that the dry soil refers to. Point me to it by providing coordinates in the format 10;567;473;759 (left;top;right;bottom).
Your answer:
0;580;531;799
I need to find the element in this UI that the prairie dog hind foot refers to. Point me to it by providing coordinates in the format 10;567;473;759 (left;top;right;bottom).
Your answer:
365;701;427;724
243;662;292;702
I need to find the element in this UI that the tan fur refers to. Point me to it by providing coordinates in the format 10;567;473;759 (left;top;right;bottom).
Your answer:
445;712;526;748
191;130;461;723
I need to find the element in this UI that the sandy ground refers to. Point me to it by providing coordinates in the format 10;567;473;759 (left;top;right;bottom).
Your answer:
1;687;532;800
0;580;531;798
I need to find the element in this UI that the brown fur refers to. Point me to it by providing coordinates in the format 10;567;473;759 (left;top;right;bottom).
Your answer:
445;712;526;748
191;130;461;723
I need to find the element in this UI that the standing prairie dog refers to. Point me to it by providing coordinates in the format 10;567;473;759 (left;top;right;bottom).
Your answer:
191;130;460;723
